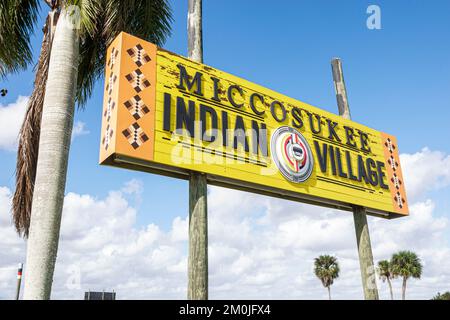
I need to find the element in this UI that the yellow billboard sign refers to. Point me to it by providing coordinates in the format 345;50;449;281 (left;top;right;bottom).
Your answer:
100;32;409;219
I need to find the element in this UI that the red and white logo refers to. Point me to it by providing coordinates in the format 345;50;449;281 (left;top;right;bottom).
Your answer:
271;127;314;183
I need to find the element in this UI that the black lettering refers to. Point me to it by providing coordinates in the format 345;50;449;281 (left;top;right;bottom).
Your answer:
270;101;287;122
357;155;368;183
344;126;357;148
314;141;328;173
291;107;304;129
327;119;341;142
308;113;322;134
377;161;389;190
175;97;195;137
211;77;221;102
222;111;229;147
227;85;244;108
249;93;265;116
346;151;358;181
233;116;249;152
251;121;268;157
329;145;337;175
163;93;171;131
359;130;371;153
336;148;348;178
176;64;203;95
366;158;378;186
200;104;218;143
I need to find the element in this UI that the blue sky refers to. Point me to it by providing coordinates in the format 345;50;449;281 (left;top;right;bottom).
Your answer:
3;0;449;227
1;1;450;299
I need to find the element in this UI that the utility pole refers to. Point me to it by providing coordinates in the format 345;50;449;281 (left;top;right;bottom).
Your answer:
15;263;23;300
187;0;208;300
331;58;379;300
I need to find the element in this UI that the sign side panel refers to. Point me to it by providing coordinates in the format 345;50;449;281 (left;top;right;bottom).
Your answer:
381;132;409;215
99;34;122;164
114;33;157;162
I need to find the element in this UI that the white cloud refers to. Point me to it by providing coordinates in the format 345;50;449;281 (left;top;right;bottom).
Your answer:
401;148;450;202
71;121;89;141
0;96;28;151
0;97;87;152
0;182;188;300
0;148;450;300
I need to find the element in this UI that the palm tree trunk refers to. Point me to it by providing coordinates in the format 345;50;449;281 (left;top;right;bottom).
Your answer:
327;286;331;300
23;8;79;300
402;277;407;300
387;278;394;300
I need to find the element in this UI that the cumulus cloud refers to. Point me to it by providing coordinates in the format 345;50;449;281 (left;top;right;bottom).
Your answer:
0;148;450;300
71;121;90;141
0;182;187;300
0;96;28;151
400;148;450;202
0;96;88;152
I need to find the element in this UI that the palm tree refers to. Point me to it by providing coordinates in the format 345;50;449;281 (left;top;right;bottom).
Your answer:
391;251;423;300
0;0;39;77
432;292;450;300
314;255;340;300
377;260;395;300
1;0;172;299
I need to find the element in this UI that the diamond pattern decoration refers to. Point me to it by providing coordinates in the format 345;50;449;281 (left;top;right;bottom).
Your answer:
383;136;406;209
124;95;150;120
102;124;114;151
106;73;117;96
107;47;119;69
122;122;149;149
391;173;402;190
104;97;116;122
125;69;150;93
388;155;398;170
385;138;396;154
103;46;119;151
395;191;406;209
127;44;151;67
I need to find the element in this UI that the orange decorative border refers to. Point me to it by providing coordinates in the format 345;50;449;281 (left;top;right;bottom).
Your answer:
100;32;157;164
99;35;121;163
381;133;409;216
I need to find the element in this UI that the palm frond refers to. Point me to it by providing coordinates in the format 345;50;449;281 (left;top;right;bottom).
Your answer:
102;0;172;47
12;14;53;238
391;250;423;279
377;259;393;281
0;0;40;77
12;0;173;236
314;255;340;288
75;0;172;107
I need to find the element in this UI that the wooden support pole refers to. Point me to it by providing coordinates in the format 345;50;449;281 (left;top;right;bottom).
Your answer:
187;0;208;300
188;0;203;63
331;58;379;300
188;172;208;300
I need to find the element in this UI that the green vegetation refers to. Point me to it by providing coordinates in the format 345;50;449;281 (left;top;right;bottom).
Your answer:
377;259;395;300
314;255;340;300
432;292;450;300
377;250;423;300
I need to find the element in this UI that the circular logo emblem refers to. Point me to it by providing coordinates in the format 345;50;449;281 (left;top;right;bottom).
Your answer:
271;127;314;183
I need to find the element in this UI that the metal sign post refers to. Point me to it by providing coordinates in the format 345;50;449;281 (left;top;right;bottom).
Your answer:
15;263;23;300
